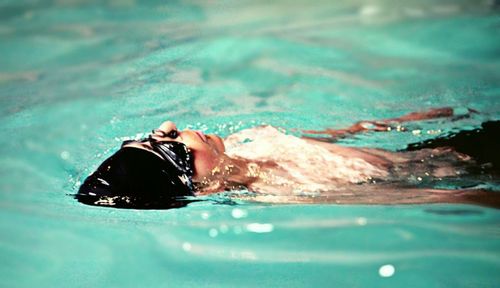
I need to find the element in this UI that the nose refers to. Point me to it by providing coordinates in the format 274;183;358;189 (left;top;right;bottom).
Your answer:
157;121;177;134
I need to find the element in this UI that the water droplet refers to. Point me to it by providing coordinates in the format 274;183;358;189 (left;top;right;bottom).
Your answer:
356;217;367;226
60;151;70;160
231;208;247;219
209;228;218;238
379;264;395;277
182;242;192;252
246;223;274;233
201;212;210;220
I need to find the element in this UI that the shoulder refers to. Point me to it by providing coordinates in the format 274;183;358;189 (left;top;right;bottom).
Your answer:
224;125;314;159
224;125;288;146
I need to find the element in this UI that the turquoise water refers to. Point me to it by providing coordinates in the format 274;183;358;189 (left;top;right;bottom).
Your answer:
1;0;499;287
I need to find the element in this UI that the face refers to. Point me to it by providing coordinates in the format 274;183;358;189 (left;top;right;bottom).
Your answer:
123;121;225;181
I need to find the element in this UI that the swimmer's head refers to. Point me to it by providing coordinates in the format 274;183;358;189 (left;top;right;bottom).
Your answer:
125;121;226;181
76;142;195;209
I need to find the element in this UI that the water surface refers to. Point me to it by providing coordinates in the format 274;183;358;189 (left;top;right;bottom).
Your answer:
0;0;499;287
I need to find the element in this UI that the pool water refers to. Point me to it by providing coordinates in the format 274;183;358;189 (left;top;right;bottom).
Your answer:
1;0;499;287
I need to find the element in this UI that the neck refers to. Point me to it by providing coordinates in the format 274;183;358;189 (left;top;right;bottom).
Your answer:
194;155;261;194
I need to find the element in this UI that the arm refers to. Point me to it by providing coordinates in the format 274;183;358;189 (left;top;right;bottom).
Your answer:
303;107;478;141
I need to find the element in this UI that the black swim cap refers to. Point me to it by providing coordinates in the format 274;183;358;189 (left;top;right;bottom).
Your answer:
76;141;195;209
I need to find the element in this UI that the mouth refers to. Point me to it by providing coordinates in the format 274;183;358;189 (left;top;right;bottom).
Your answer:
194;130;207;142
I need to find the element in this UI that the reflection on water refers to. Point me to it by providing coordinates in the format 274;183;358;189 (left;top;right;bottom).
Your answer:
0;0;499;287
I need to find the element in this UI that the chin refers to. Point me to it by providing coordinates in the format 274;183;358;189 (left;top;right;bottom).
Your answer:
208;134;225;153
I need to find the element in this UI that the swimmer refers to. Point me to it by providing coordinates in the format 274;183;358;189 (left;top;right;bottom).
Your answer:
77;107;500;209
